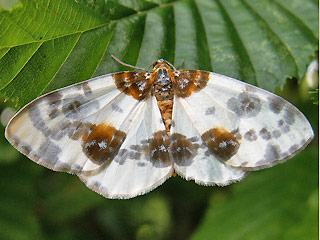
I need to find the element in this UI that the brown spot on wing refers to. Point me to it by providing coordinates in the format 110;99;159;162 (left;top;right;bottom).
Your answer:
142;131;171;167
46;91;62;106
62;100;81;115
114;71;153;101
201;127;240;162
82;123;126;165
170;133;200;166
174;70;209;98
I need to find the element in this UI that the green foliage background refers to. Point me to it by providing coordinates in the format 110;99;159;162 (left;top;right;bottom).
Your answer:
0;0;318;239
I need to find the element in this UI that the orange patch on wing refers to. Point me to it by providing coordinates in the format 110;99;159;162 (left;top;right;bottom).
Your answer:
174;70;209;98
114;71;153;101
82;123;126;165
170;133;199;165
202;127;240;161
143;131;171;166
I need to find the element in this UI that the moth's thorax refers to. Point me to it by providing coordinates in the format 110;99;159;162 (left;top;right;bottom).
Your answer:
151;63;175;99
151;62;175;136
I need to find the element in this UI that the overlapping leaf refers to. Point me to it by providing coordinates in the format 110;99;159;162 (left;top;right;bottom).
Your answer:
0;0;318;108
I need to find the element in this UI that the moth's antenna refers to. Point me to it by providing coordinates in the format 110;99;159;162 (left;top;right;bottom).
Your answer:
111;55;146;71
175;60;185;70
165;61;178;72
145;62;155;72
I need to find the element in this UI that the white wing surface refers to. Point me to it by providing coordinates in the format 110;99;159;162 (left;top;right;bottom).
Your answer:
172;72;314;179
6;73;173;199
78;95;174;199
171;95;246;185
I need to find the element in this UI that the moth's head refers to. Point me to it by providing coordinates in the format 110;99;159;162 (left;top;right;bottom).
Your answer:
152;59;175;73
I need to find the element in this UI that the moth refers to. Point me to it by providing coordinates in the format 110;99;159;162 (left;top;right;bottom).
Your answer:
5;56;314;199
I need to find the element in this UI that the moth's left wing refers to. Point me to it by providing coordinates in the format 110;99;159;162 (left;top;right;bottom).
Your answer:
171;71;313;184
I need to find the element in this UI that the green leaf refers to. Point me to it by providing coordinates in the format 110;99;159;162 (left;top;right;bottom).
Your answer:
0;0;318;108
191;146;319;240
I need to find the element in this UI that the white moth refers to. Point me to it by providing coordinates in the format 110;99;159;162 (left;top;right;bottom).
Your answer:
5;58;314;199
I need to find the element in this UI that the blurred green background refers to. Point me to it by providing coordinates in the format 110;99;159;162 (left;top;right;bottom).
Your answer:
0;0;318;239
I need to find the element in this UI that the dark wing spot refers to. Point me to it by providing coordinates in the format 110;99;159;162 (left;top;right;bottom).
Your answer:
264;144;281;161
170;133;198;166
245;85;257;92
244;129;257;141
46;91;62;122
61;96;99;119
300;139;307;146
205;106;215;115
171;120;176;127
93;181;101;188
259;128;271;140
14;138;32;156
278;119;290;133
272;130;281;138
268;96;285;114
64;121;94;141
231;128;242;140
82;123;126;165
46;91;62;106
281;125;290;133
48;108;59;119
142;131;171;167
129;151;141;160
111;103;123;113
137;162;146;167
114;149;128;165
278;119;285;126
283;108;295;125
29;106;51;136
74;82;93;96
189;136;199;142
227;92;261;118
62;100;81;115
288;144;299;154
241;161;248;166
174;70;209;98
201;127;240;162
21;144;32;155
82;82;92;96
114;71;153;101
73;164;83;171
37;140;62;166
130;144;142;151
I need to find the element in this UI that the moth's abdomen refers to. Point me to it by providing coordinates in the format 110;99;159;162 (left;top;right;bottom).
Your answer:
152;66;175;136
